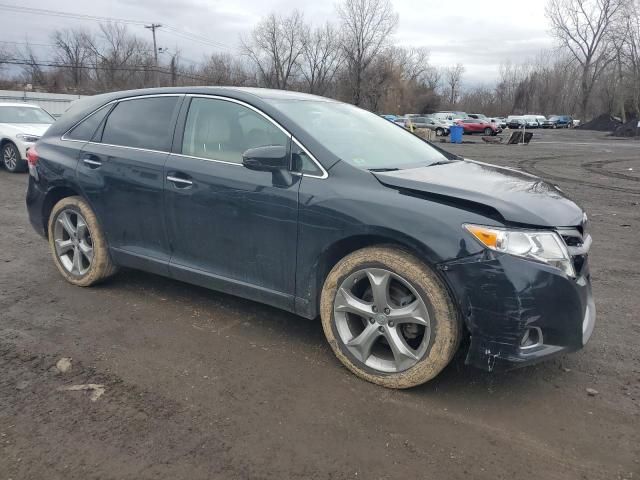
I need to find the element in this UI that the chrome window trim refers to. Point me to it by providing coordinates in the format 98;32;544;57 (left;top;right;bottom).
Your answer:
185;94;292;139
168;151;243;167
61;92;329;179
61;93;184;142
291;137;328;179
185;94;328;179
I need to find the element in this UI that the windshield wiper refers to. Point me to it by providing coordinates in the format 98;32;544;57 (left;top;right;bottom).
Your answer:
368;167;401;172
428;159;460;167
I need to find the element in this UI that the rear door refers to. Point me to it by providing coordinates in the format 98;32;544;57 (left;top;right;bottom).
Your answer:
76;95;183;272
163;96;301;309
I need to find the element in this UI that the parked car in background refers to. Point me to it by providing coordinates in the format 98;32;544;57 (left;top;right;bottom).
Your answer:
524;115;542;128
381;114;397;122
507;117;526;129
0;103;55;173
542;115;573;128
491;117;508;129
26;86;595;389
405;116;450;136
456;118;500;135
393;117;408;127
433;111;469;122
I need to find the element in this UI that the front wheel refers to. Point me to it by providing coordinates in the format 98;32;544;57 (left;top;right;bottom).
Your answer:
435;127;444;136
2;143;26;173
484;127;493;136
320;246;461;389
48;196;118;286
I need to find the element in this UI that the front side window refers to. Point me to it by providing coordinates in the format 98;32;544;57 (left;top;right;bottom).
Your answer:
270;100;449;170
0;106;55;124
101;96;180;152
181;98;288;164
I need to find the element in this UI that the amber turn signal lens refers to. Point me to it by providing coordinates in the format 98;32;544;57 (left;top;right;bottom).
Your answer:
464;225;500;248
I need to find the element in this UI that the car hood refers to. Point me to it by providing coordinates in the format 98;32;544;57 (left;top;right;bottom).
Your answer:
372;160;584;227
0;123;52;137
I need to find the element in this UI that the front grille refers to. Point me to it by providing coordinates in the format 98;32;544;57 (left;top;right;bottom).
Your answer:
558;226;591;277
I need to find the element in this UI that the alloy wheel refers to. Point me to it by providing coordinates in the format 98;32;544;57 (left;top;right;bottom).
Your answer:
333;268;431;373
53;209;94;276
3;145;17;170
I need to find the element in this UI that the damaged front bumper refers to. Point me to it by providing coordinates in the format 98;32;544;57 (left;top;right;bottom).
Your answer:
440;250;595;372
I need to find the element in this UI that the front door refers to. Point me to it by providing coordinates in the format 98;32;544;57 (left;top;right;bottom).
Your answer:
163;97;300;310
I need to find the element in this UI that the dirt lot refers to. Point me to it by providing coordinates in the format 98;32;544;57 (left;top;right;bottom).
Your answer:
0;129;638;479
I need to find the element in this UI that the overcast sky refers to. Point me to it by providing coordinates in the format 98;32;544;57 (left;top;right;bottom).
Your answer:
7;0;554;86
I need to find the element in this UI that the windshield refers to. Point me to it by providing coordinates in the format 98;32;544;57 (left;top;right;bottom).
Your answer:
271;100;449;169
549;116;561;121
0;106;55;124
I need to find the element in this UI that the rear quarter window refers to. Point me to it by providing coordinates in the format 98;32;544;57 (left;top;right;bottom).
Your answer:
65;105;112;141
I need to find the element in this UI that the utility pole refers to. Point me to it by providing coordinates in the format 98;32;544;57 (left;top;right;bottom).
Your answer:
145;23;162;87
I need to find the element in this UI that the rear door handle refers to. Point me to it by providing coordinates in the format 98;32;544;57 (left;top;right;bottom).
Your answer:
166;175;193;187
82;154;102;168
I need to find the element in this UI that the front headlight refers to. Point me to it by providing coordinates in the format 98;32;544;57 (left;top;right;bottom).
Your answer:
16;133;40;143
464;224;575;277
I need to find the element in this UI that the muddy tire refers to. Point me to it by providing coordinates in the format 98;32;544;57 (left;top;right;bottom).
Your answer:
320;246;461;389
48;196;117;287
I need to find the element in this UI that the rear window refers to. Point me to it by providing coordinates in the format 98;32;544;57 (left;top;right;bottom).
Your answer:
101;96;180;152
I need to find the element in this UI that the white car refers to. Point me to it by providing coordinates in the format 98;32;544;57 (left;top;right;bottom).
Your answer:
0;103;55;173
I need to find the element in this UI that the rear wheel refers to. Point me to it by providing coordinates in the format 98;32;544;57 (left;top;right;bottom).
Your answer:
48;196;117;286
2;143;26;173
435;127;444;136
320;246;461;389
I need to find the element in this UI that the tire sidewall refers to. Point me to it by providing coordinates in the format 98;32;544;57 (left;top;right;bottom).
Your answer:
3;143;25;173
320;247;460;389
48;196;113;287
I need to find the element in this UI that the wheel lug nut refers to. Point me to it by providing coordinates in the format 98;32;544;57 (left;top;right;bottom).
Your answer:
369;318;374;324
384;308;390;314
388;321;394;327
378;326;384;333
372;306;377;313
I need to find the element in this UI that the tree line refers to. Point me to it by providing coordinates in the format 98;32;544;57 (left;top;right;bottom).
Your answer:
1;0;639;121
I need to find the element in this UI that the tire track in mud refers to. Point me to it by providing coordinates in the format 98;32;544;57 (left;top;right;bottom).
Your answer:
582;158;640;183
517;157;640;195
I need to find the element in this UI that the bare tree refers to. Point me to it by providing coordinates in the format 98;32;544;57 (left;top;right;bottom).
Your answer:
51;28;93;92
546;0;627;119
200;52;252;86
241;11;306;89
337;0;398;105
445;63;464;106
300;22;343;95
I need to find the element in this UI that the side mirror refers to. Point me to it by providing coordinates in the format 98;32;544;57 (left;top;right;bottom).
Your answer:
242;145;288;172
242;145;292;187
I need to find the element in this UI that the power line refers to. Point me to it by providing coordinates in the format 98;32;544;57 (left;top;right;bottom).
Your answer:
2;57;210;83
0;3;235;51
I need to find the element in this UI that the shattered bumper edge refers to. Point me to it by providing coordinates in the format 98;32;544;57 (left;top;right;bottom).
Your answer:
440;251;595;372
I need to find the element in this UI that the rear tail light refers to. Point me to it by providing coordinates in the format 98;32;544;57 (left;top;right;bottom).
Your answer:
26;146;39;167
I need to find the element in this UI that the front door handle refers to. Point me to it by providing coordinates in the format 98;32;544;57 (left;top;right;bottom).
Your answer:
167;175;193;188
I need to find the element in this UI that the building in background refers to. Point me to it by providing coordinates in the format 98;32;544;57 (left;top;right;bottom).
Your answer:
0;90;85;117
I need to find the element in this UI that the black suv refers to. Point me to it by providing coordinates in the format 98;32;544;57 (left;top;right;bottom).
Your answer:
26;87;595;388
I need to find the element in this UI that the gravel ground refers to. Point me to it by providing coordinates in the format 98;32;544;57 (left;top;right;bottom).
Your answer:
0;128;638;479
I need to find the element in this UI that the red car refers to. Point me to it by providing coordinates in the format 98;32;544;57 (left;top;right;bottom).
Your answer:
456;118;501;136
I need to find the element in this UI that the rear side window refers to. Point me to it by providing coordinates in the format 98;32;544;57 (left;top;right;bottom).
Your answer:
101;96;180;152
66;105;111;141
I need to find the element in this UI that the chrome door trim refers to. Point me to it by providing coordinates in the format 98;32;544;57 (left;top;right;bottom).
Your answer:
61;94;184;142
